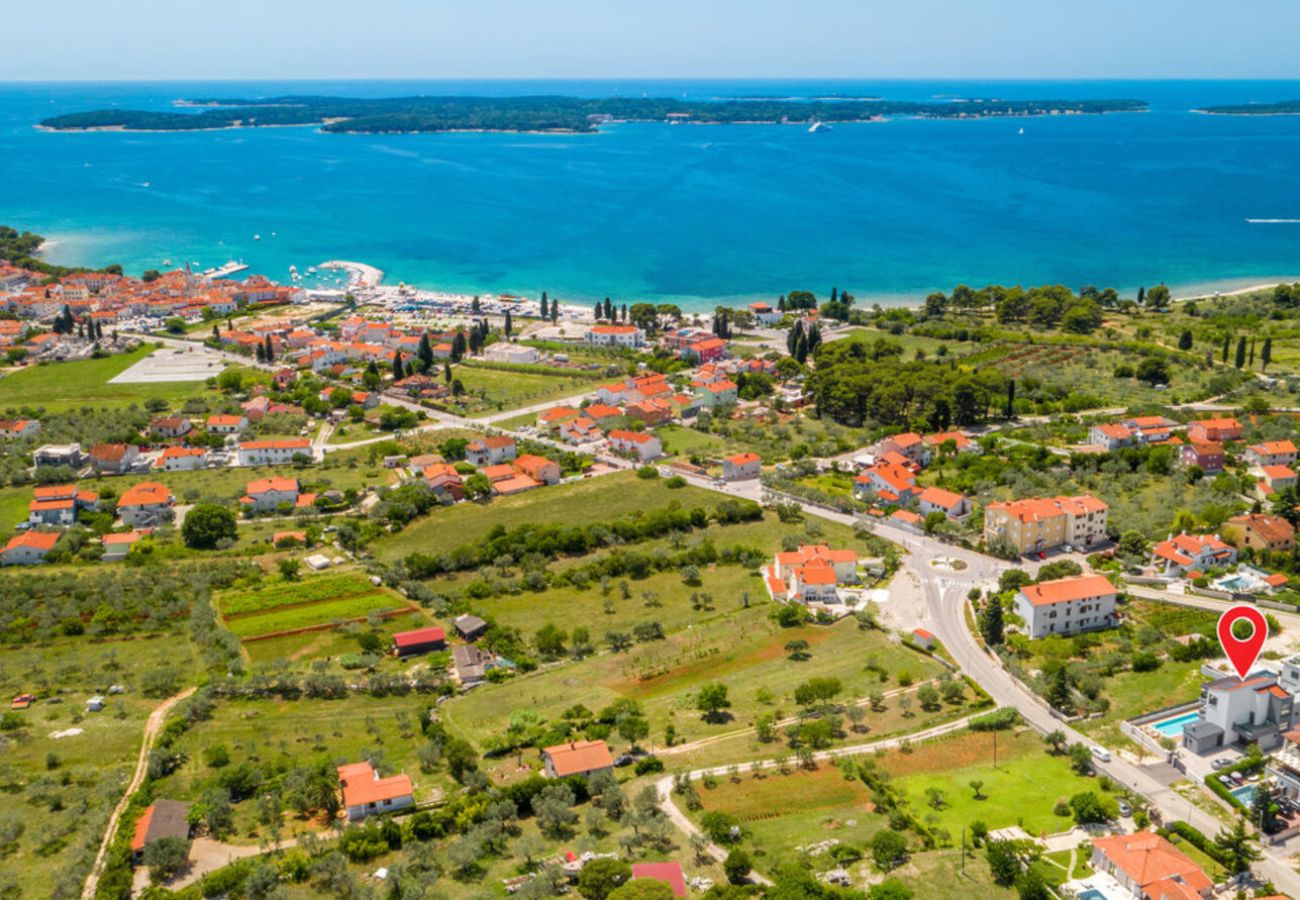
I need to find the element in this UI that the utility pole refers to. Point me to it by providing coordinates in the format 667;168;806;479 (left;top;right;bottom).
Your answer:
961;827;966;873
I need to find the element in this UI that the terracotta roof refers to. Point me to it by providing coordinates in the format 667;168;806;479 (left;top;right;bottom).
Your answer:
118;482;172;508
1251;440;1297;455
1090;833;1212;895
393;627;445;648
631;862;688;898
246;477;299;494
337;762;413;808
1019;574;1116;607
5;531;59;552
725;452;760;465
919;486;966;509
544;739;613;776
239;438;311;450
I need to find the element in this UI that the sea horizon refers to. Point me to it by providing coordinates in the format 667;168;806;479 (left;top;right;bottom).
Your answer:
4;77;1300;311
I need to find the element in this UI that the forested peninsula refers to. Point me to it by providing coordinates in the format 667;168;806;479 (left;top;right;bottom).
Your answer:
39;94;1149;134
1195;100;1300;116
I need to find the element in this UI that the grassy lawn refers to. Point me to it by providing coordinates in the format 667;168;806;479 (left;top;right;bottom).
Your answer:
839;328;971;360
243;615;444;666
217;571;384;616
0;633;201;896
880;729;1090;838
887;848;1016;899
224;591;416;639
444;363;598;417
1074;659;1210;749
371;471;726;562
0;346;218;413
655;423;731;458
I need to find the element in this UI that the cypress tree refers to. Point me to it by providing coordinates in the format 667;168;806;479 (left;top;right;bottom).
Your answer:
1178;330;1193;351
830;286;838;303
777;294;786;312
1222;334;1230;363
540;294;548;319
786;321;802;356
793;330;809;364
504;309;513;338
1235;336;1247;369
255;343;266;363
417;333;433;373
1249;337;1256;366
443;361;452;384
603;297;613;321
264;335;274;363
593;300;602;320
806;323;822;354
212;324;220;341
1137;286;1146;306
620;303;628;322
1005;379;1016;418
550;303;558;324
392;351;404;380
1262;337;1273;371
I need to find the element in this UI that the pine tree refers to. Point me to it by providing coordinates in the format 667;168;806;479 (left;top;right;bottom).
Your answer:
978;597;1004;646
1262;337;1273;371
1046;667;1072;712
1178;330;1193;351
1235;336;1247;369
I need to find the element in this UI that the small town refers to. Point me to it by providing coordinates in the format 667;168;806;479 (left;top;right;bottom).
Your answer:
6;226;1300;900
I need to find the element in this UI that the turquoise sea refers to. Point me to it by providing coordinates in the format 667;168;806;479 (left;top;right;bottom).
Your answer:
2;79;1300;310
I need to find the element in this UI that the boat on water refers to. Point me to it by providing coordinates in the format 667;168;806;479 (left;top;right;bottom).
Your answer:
808;121;832;133
253;234;261;241
1018;127;1025;135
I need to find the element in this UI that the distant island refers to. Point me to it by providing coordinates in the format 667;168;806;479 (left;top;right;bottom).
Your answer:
38;94;1149;134
1195;100;1300;116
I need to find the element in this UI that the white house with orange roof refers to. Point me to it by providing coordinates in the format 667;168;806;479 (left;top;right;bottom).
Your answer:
747;301;781;325
693;378;738;408
542;739;614;779
607;429;663;462
0;419;40;440
1246;440;1299;468
2;530;60;566
983;494;1109;554
102;530;150;562
206;414;247;435
1120;414;1179;443
918;486;970;520
1088;833;1212;900
1015;574;1117;639
537;406;578;429
236;438;313;466
118;482;175;527
558;416;602;445
875;432;931;466
853;461;918;505
337;761;414;821
768;544;859;604
466;435;517;466
1087;422;1134;451
722;451;761;481
586;324;645;348
1151;532;1236;577
1256;463;1298;498
156;446;208;472
513;454;561;486
241;477;303;512
27;484;99;527
923;431;976;455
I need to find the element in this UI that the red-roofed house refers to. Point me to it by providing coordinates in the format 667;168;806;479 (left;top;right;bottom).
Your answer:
1087;422;1134;451
542;740;614;779
156;445;209;472
237;438;312;466
466;435;517;467
1246;440;1299;468
2;530;60;565
337;761;414;821
206;414;248;435
102;530;149;562
608;429;663;462
559;416;602;445
88;443;139;475
241;477;300;511
1258;464;1298;498
1179;441;1224;474
918;486;971;520
1151;533;1236;577
682;336;727;364
130;800;192;861
876;432;931;466
538;406;579;428
853;462;918;505
27;484;98;526
586;324;645;348
983;494;1109;554
0;419;40;441
513;455;561;485
492;474;541;496
1187;417;1242;443
748;301;781;325
1015;575;1117;639
722;452;761;481
117;482;175;527
392;626;446;658
1089;833;1212;900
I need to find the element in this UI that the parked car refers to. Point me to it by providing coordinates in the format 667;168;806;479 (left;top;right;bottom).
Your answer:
613;754;634;767
1091;746;1111;764
1117;800;1132;817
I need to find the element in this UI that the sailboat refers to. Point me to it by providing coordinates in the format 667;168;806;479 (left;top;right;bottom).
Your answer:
808;121;832;134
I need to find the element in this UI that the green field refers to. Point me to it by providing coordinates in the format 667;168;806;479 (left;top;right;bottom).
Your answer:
655;423;731;458
0;633;201;896
443;363;598;417
225;592;413;639
372;471;727;562
443;612;947;755
0;346;218;413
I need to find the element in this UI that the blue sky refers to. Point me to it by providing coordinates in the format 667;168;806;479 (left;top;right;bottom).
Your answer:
5;0;1300;81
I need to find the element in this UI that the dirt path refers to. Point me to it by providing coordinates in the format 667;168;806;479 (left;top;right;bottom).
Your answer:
81;686;196;900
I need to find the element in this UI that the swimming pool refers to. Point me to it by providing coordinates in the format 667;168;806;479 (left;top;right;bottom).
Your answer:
1151;711;1199;738
1231;783;1256;806
1077;892;1107;900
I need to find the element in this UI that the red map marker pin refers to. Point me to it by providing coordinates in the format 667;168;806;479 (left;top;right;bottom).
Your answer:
1217;605;1268;680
